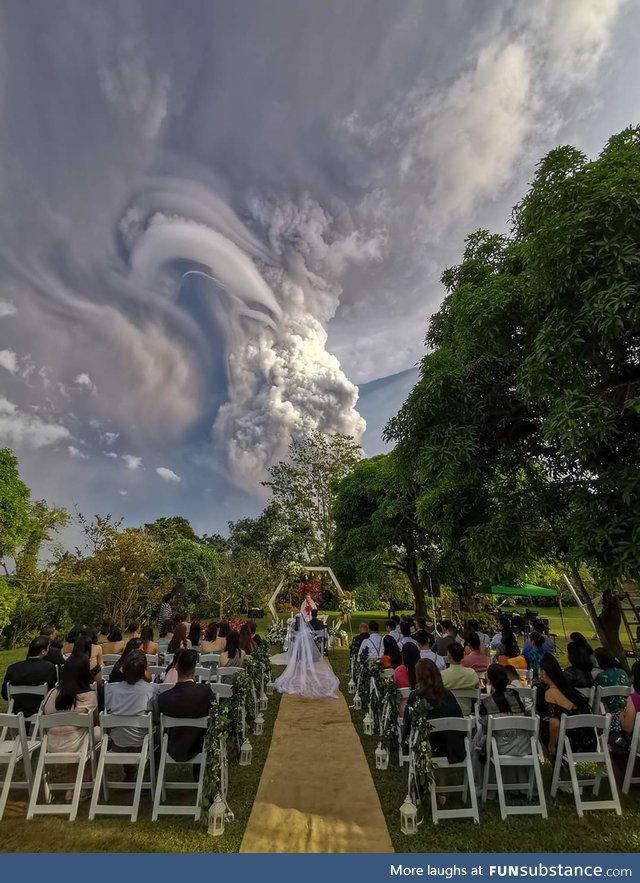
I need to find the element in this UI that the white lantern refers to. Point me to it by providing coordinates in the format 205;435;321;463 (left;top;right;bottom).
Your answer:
266;681;275;695
259;694;268;712
353;693;362;710
375;744;389;770
347;678;356;694
239;739;253;766
363;711;374;735
253;713;265;736
208;794;226;837
400;795;418;835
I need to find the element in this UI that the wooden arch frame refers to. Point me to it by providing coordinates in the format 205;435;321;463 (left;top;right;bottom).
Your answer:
267;565;347;620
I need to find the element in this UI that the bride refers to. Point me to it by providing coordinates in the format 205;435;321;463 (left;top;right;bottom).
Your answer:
273;613;339;698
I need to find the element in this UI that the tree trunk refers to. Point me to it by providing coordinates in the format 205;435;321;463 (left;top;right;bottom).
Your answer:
568;566;629;672
404;552;427;617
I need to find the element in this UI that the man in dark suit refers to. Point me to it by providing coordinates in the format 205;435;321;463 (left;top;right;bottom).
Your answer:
40;627;65;669
157;649;213;762
1;636;57;716
308;609;325;632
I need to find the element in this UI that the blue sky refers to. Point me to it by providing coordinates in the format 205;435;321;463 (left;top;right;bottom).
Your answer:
0;0;639;542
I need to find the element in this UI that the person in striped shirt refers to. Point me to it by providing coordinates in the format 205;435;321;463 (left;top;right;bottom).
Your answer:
157;592;175;634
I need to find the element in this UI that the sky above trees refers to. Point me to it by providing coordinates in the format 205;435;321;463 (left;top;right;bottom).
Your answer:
0;0;638;541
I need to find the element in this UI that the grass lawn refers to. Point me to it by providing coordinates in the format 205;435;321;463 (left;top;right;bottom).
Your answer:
331;646;640;852
0;644;282;852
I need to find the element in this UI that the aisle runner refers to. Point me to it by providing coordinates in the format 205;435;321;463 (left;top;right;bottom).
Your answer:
240;687;393;853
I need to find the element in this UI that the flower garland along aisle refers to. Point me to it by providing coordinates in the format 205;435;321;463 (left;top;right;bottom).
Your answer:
379;677;401;759
265;618;287;648
200;701;233;825
230;669;257;755
407;701;435;808
245;641;272;709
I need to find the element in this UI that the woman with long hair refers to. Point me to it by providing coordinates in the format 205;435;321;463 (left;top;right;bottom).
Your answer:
238;622;256;655
381;635;402;670
108;638;144;683
62;624;82;658
101;625;126;656
594;648;630;734
402;659;465;762
201;621;226;653
523;632;546;680
188;620;202;650
538;654;592;755
497;630;527;673
218;620;231;640
563;641;594;688
42;655;100;801
97;619;114;645
72;635;103;686
393;642;420;690
570;632;597;669
140;626;158;656
219;630;245;668
167;622;190;654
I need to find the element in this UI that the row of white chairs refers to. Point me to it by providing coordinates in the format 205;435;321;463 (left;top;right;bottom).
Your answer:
0;708;229;822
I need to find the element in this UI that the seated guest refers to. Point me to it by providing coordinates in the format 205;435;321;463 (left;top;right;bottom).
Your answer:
359;621;384;660
402;660;465;762
238;621;256;653
308;610;325;632
140;626;159;657
126;622;141;640
201;622;226;654
97;619;114;645
349;622;369;656
72;635;102;686
594;648;630;735
42;655;100;801
570;632;598;669
398;621;418;649
563;641;594;689
436;620;459;658
218;631;245;668
188;620;202;650
620;661;640;736
522;619;554;656
62;625;82;657
101;626;126;656
465;619;490;656
472;664;528;783
385;619;401;643
442;642;480;715
463;633;489;675
380;635;402;670
248;620;261;646
157;649;214;762
80;628;104;669
497;632;527;673
163;647;185;685
40;627;65;668
415;631;446;671
217;620;231;641
504;665;533;711
393;642;420;688
1;636;57;717
167;622;191;655
108;638;144;683
105;650;157;753
538;654;592;756
523;632;547;680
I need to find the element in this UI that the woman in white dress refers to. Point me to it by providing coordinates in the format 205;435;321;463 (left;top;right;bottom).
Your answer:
300;592;317;622
274;614;338;698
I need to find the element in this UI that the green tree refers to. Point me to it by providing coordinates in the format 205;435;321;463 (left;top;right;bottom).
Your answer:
332;454;437;616
0;448;31;566
386;127;640;659
227;502;301;570
262;431;362;563
159;537;219;605
144;516;199;545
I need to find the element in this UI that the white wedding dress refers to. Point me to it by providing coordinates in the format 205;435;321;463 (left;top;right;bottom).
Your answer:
273;614;339;698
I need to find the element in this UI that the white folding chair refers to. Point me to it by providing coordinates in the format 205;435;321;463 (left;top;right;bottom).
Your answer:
550;712;621;816
0;712;40;819
102;654;121;665
145;654;159;666
451;687;481;720
382;668;394;680
481;715;546;819
6;684;49;736
199;654;220;668
194;666;212;684
424;718;479;824
152;714;208;820
101;665;114;680
27;711;101;821
214;666;243;683
397;687;412;766
164;653;174;667
507;685;537;716
89;712;155;822
148;666;166;682
516;669;533;686
576;686;595;709
622;712;640;795
210;683;233;703
595;684;631;714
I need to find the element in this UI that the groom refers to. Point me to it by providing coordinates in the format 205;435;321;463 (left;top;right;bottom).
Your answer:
308;609;325;632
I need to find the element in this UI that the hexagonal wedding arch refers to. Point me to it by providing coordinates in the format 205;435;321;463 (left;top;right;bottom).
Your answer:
267;565;348;620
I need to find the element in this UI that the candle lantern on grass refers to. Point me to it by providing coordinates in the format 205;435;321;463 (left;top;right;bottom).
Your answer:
400;795;418;835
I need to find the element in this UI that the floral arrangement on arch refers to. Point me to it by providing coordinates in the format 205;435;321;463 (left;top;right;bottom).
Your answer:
338;596;357;616
229;618;246;633
295;578;323;604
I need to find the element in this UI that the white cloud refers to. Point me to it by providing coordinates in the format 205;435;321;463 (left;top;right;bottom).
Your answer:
103;451;119;459
68;445;89;459
0;349;19;374
156;466;181;482
0;301;16;318
122;454;143;470
0;396;70;449
101;431;119;445
74;372;96;393
119;490;128;496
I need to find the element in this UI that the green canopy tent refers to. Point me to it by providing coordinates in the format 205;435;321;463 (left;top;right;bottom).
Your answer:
477;584;558;598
